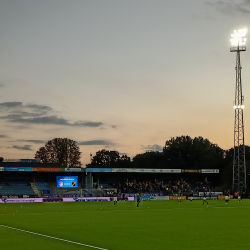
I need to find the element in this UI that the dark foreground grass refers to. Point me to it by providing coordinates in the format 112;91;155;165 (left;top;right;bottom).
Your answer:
0;199;250;250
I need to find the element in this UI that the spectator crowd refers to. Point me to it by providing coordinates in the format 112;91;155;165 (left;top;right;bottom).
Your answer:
111;179;212;195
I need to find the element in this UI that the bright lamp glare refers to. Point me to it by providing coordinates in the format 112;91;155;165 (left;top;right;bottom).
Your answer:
230;28;247;46
234;105;244;109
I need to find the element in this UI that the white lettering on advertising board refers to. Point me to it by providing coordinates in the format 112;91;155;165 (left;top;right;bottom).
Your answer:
160;169;181;173
152;196;170;200
111;168;181;173
64;168;81;172
198;192;223;197
201;169;219;173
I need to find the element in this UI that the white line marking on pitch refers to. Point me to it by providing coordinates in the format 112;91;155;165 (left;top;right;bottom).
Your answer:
0;224;108;250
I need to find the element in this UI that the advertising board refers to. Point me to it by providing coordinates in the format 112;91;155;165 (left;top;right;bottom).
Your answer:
63;197;134;202
160;169;181;173
87;168;112;172
182;169;201;173
201;169;219;173
0;195;36;198
33;167;60;172
151;196;170;201
56;176;78;188
112;168;133;172
0;197;136;203
139;196;170;201
198;192;223;197
0;198;43;203
3;159;21;162
218;195;233;200
63;168;82;172
43;197;63;202
111;168;181;173
65;197;111;202
139;196;155;201
4;167;33;172
169;196;186;200
21;159;37;163
188;197;218;200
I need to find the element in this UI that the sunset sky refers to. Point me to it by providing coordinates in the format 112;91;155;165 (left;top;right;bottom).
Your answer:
0;0;250;166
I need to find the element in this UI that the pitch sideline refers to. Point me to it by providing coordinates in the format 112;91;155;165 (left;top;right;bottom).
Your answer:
0;224;108;250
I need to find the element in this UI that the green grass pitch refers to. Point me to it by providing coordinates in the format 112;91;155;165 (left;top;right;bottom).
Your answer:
0;199;250;250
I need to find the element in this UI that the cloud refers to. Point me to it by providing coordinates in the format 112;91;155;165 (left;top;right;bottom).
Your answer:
17;140;47;144
3;112;45;119
141;144;163;152
78;140;114;146
26;104;53;115
0;102;53;115
206;0;250;15
10;115;71;125
2;115;103;127
0;102;23;109
74;121;103;127
13;145;32;151
0;102;104;128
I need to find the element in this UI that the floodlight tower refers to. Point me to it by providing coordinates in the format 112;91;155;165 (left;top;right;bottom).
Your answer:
230;28;247;192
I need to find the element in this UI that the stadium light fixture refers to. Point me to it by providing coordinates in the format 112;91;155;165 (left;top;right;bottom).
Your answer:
234;105;244;109
230;29;247;48
231;28;247;191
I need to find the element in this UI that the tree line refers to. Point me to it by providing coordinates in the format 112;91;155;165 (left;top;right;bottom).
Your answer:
34;136;250;189
35;136;250;185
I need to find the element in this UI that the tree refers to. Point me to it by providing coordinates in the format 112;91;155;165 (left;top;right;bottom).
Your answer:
86;149;131;168
163;135;225;169
35;138;82;167
132;151;164;169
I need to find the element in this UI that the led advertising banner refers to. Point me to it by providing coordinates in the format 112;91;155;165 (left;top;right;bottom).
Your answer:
4;167;33;172
33;167;60;172
181;169;201;173
111;168;181;173
198;192;222;197
63;168;82;172
56;176;78;188
21;159;37;163
0;198;43;203
87;168;112;172
201;169;219;173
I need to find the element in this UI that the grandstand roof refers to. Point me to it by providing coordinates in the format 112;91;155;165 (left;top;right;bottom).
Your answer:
0;162;60;168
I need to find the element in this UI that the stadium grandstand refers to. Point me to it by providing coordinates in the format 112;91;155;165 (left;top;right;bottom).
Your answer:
0;157;237;203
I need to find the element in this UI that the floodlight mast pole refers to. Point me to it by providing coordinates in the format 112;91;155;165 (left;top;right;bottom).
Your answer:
230;29;247;192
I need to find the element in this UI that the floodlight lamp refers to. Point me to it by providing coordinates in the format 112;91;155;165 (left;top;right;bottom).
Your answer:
239;28;247;37
230;28;247;47
234;105;244;109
